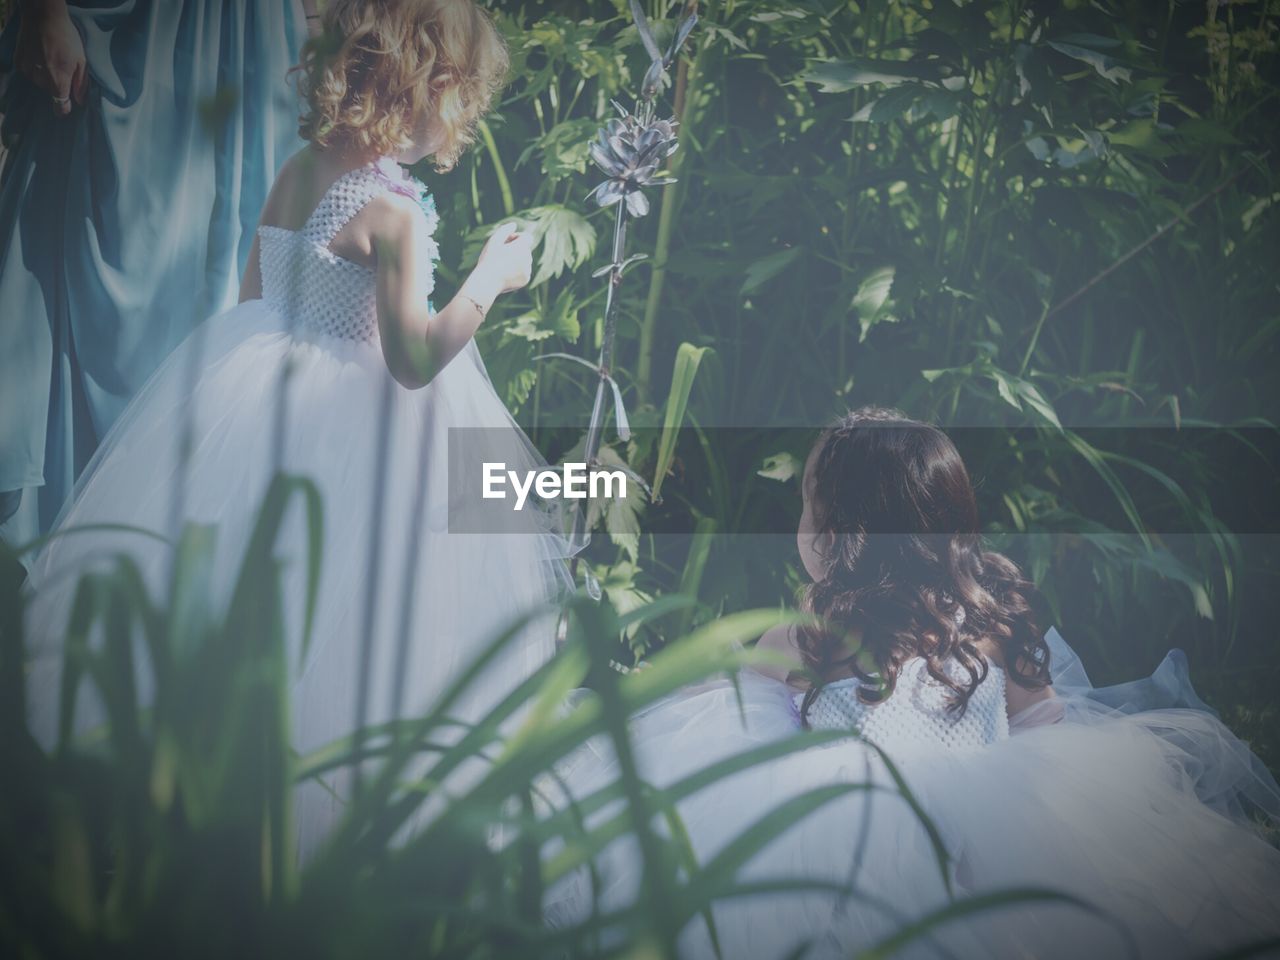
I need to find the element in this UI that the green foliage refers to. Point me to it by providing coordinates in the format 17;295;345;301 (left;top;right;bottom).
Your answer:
1;488;1112;958
652;342;711;502
5;1;1278;953
431;2;1279;764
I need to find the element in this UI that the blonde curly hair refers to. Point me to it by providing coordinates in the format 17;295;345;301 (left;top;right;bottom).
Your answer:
293;0;509;172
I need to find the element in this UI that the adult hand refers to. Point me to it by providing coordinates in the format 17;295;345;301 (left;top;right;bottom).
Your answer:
301;0;323;38
16;1;88;116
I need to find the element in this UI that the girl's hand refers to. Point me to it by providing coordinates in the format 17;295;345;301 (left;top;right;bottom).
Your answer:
17;1;88;117
474;221;534;296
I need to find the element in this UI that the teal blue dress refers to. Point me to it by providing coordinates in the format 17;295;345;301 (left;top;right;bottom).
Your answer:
0;1;306;545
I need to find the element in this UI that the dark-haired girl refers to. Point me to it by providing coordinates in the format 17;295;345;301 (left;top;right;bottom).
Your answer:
544;407;1280;960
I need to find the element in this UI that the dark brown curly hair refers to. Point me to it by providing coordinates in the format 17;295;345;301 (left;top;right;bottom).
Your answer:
795;407;1051;725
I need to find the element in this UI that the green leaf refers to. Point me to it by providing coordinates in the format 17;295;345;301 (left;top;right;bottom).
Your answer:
678;783;870;919
1052;130;1109;168
918;86;963;123
1063;431;1150;545
505;368;538;409
1054;32;1123;49
750;9;807;23
507;313;556;342
1014;379;1063;430
1175;118;1242;146
800;57;942;93
1106;119;1173;158
511;205;597;287
1014;43;1054;107
851;84;925;123
523;117;599;180
548;288;582;342
740;246;802;296
850;266;898;341
989;369;1022;411
585;446;645;563
597;560;654;635
850;83;961;124
506;289;581;344
758;452;800;482
671;517;717;639
1046;40;1132;84
854;888;1125;960
14;521;170;560
652;343;710;501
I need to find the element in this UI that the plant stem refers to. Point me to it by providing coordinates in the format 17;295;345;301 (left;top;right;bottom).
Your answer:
568;203;629;561
477;119;515;217
1019;152;1265;370
637;42;700;402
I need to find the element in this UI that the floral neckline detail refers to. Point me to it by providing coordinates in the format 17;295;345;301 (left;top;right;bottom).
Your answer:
370;156;439;236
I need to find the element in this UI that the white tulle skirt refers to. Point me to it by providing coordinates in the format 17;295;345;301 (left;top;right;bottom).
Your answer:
542;631;1280;960
21;298;574;860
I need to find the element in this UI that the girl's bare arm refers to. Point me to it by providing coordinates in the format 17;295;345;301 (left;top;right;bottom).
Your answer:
373;196;506;389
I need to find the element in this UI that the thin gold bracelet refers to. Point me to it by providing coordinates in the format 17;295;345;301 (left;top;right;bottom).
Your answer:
461;293;488;318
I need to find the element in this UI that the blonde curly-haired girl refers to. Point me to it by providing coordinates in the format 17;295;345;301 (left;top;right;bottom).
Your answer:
24;0;575;862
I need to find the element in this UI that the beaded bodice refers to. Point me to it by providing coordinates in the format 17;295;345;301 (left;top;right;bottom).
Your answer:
800;658;1009;752
258;157;439;342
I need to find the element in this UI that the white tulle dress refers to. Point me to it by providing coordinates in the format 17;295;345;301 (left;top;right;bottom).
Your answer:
22;156;574;859
543;629;1280;959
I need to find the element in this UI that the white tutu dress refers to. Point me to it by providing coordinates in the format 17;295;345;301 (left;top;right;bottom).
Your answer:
22;156;574;859
543;629;1280;959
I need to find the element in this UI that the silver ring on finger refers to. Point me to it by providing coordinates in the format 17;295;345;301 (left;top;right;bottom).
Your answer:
52;94;71;106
